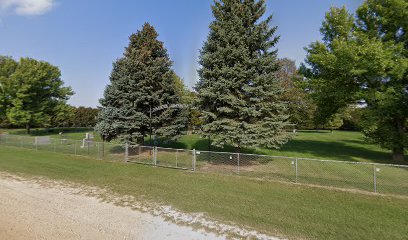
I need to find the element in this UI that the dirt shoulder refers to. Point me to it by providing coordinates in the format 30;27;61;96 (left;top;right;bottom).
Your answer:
0;173;223;240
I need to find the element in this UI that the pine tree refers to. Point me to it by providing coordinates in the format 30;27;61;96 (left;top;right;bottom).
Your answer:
96;23;186;144
196;0;291;151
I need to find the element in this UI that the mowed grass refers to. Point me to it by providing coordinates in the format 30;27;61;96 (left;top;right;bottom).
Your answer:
4;128;407;163
160;130;407;164
0;146;407;240
3;128;104;141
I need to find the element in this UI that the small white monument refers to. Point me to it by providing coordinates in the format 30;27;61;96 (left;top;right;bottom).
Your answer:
34;136;51;145
81;133;94;148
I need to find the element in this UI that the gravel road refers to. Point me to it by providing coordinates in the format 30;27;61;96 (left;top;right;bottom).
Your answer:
0;175;223;240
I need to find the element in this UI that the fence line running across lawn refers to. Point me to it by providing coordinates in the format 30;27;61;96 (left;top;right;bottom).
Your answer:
0;134;407;196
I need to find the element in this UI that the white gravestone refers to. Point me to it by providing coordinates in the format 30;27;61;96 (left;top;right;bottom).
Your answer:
35;136;51;145
81;133;94;148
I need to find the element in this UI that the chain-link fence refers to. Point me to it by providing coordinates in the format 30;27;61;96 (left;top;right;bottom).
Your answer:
0;134;407;196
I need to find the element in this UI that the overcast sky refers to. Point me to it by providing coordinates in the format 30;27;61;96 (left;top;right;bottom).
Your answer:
0;0;363;107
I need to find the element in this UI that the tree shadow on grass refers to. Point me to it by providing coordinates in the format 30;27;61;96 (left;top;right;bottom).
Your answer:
189;138;259;154
152;137;258;154
147;134;407;165
273;139;394;163
191;137;403;164
297;130;332;134
144;138;189;149
10;127;93;136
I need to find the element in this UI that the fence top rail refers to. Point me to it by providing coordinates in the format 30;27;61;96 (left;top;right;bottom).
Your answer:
297;157;408;168
196;149;296;159
3;134;408;168
128;145;154;149
155;146;193;152
127;144;193;152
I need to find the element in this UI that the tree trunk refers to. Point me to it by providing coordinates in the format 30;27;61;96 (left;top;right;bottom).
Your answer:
236;145;241;154
392;147;405;162
26;123;30;134
137;136;144;146
392;118;406;162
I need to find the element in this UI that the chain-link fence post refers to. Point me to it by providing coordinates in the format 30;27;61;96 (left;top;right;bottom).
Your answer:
101;141;105;159
295;158;298;183
192;149;196;171
125;143;129;162
373;164;377;193
53;139;56;152
237;153;240;174
74;140;77;155
176;149;178;168
35;137;38;151
154;147;157;166
87;140;90;155
97;142;100;159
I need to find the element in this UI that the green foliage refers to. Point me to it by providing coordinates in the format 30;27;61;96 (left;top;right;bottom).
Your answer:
325;113;344;132
50;103;75;127
196;0;291;150
188;92;204;130
172;73;191;104
320;6;355;43
0;56;18;125
171;73;200;130
0;57;73;132
356;0;408;45
338;105;363;130
303;1;408;161
277;58;316;129
71;106;99;127
96;23;187;144
361;87;408;151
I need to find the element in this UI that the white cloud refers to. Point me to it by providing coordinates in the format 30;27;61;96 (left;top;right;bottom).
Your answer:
0;0;55;16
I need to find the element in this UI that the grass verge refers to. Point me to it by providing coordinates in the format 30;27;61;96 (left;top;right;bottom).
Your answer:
0;146;407;240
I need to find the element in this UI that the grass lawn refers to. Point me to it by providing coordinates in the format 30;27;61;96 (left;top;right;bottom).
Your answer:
161;131;407;164
2;127;104;141
3;128;407;164
0;146;407;240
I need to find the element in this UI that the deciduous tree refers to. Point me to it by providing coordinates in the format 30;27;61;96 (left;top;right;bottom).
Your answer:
0;57;73;133
303;2;408;161
277;58;316;129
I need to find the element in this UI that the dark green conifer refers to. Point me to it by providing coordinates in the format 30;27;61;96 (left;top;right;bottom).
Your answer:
196;0;291;151
96;23;186;144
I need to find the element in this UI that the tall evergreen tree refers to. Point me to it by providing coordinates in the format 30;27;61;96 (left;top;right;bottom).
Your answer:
196;0;291;151
96;23;186;144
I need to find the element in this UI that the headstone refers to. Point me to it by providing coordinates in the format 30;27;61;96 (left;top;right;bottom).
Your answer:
81;132;94;148
35;136;51;145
